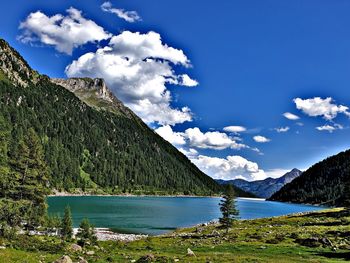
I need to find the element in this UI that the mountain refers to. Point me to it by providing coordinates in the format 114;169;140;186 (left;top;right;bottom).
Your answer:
216;168;302;198
269;150;350;206
0;38;222;196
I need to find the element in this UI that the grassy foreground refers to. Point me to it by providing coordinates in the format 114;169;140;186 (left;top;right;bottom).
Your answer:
0;208;349;263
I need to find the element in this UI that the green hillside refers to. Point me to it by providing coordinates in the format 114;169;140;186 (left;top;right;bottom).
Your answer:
269;149;350;206
0;38;221;196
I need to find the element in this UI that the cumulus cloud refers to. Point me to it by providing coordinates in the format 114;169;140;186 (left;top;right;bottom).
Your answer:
283;112;300;120
191;155;266;181
316;124;343;133
154;126;266;180
184;127;247;150
101;1;141;23
178;148;198;159
294;97;350;120
223;126;247;133
264;169;294;179
180;74;199;87
18;7;111;55
66;31;195;126
274;126;290;133
155;125;185;145
253;135;270;143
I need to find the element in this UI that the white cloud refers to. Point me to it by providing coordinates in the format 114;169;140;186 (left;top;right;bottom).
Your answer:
283;112;300;120
294;97;350;120
264;169;293;179
18;7;111;55
155;125;185;145
316;123;343;133
223;126;247;133
178;148;198;159
274;126;290;133
191;155;266;181
253;135;270;143
66;31;194;126
180;74;199;87
184;127;247;150
101;1;141;23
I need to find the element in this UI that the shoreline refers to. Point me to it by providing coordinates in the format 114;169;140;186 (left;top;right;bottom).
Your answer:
73;228;148;242
48;191;221;198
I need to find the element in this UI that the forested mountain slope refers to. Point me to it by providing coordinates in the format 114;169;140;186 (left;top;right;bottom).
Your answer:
269;149;350;206
0;38;222;196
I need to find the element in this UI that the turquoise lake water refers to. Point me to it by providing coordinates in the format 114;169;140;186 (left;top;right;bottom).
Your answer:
47;196;324;235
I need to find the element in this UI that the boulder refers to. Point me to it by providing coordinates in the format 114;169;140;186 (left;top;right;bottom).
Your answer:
136;254;155;262
70;244;82;252
78;256;88;263
54;255;73;263
187;248;196;257
86;251;95;256
296;237;321;248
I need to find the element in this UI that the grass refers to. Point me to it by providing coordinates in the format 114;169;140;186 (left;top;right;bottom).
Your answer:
79;167;99;189
0;208;349;262
0;70;10;84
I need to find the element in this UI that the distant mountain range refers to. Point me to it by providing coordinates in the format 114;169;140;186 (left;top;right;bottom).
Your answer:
216;168;302;198
269;150;350;206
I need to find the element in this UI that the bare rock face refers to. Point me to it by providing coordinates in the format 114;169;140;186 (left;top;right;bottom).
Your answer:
0;39;40;87
51;78;113;102
51;78;135;119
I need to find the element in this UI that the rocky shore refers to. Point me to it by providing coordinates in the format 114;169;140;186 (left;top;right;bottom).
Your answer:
92;228;147;242
71;228;147;242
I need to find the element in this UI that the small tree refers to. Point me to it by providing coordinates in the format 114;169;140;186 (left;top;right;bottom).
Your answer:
343;176;350;212
219;184;239;234
76;218;97;246
61;206;73;240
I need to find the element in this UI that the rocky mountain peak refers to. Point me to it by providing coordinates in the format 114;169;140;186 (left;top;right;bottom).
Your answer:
50;77;135;119
0;39;40;87
51;78;113;102
277;168;302;184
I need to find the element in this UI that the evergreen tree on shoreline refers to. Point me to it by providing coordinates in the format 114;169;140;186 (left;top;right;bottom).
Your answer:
219;184;239;234
61;206;73;240
77;218;97;246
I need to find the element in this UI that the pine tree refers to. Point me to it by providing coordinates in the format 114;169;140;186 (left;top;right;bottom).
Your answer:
24;128;50;222
343;175;350;211
61;206;73;240
0;114;11;198
219;184;239;234
76;218;96;246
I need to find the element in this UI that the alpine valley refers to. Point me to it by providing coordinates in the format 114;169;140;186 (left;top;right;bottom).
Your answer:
0;31;349;263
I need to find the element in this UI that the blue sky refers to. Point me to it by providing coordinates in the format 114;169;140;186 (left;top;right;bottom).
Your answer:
2;0;350;181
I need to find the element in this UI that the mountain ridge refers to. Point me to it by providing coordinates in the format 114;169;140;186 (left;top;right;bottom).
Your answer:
216;168;302;198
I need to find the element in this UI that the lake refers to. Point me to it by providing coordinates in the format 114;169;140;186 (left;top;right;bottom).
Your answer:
47;196;324;235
